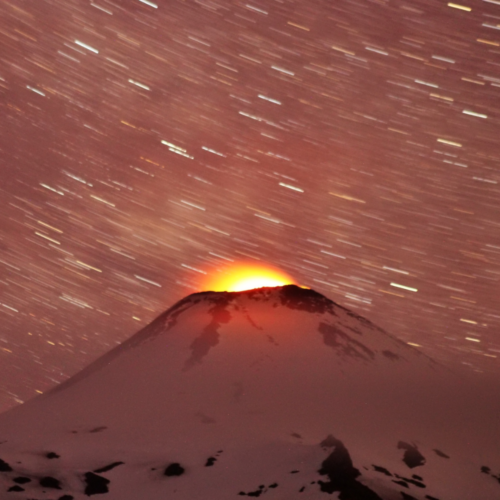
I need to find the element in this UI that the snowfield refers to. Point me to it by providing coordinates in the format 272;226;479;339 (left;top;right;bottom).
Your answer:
0;285;499;499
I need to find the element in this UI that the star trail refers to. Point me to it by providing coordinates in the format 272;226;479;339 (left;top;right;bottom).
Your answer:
0;0;499;411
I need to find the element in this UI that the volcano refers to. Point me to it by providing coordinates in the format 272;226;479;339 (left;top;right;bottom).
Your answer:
0;285;498;499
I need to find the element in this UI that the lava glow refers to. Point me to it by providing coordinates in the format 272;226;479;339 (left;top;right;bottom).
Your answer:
202;262;296;292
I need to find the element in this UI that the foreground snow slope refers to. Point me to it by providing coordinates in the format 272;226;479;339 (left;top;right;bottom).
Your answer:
0;285;499;499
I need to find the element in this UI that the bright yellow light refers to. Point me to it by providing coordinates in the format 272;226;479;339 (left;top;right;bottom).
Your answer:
202;262;296;292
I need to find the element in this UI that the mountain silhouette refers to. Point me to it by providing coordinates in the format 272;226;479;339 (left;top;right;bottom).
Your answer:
0;285;498;499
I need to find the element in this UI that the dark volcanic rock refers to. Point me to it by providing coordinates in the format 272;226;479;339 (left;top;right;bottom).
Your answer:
7;485;24;492
93;461;124;473
279;285;334;314
480;465;500;485
317;435;382;499
13;477;31;484
0;458;13;472
393;480;409;488
40;476;61;489
238;484;265;496
398;442;426;468
394;473;426;488
205;456;216;467
89;426;107;433
400;493;418;500
46;451;60;459
184;299;232;370
433;449;449;459
318;323;375;362
84;472;110;495
372;465;392;476
164;462;185;477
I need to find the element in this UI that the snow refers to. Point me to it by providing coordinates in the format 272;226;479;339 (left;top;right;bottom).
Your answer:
0;285;498;499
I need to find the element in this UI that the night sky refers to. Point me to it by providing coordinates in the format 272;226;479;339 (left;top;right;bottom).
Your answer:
1;0;499;412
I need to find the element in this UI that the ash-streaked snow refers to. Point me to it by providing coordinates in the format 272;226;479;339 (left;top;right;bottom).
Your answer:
0;285;498;499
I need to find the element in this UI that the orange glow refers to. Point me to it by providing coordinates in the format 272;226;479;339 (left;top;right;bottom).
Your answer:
202;261;296;292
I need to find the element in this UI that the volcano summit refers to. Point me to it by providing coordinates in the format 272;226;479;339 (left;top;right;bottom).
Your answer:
0;285;498;499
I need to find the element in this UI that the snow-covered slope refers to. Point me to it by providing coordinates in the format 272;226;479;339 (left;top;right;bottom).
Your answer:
0;285;499;499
